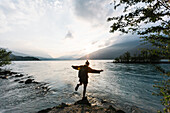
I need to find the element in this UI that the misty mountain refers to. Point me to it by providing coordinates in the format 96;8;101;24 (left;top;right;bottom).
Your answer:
11;51;52;59
57;56;77;60
9;50;74;60
79;40;153;60
10;54;40;61
11;51;29;57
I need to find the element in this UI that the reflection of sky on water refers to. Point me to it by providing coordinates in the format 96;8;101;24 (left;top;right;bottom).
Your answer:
2;60;168;113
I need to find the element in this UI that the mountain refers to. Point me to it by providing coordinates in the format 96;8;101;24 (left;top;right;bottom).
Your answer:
10;54;40;61
11;51;29;57
11;50;75;60
11;51;52;59
79;40;153;60
57;56;76;60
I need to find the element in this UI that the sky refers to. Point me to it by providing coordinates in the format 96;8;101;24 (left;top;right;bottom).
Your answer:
0;0;138;58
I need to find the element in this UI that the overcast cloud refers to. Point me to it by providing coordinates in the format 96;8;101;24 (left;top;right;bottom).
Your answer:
0;0;139;58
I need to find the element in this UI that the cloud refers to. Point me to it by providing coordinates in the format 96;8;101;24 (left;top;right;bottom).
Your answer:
98;37;116;48
65;30;74;39
91;40;98;45
0;0;62;33
73;0;112;25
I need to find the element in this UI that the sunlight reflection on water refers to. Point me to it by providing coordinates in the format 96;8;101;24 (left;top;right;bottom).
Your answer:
1;60;169;113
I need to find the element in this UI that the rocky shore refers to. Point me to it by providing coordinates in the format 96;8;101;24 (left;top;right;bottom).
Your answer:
38;98;126;113
0;69;40;84
0;68;50;94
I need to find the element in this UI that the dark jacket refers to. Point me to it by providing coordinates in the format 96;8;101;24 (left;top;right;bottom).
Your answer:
72;65;101;84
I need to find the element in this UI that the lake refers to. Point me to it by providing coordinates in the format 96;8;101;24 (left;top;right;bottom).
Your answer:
0;60;168;113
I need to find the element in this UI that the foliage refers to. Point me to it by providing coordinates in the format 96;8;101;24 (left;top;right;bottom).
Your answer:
114;50;161;63
108;0;170;112
153;66;170;113
108;0;169;57
0;48;11;67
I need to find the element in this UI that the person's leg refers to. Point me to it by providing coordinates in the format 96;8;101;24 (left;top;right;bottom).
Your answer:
83;84;87;99
75;82;82;91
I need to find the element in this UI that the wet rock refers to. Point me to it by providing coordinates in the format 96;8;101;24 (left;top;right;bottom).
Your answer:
74;97;91;106
38;103;68;113
38;108;52;113
11;72;18;74
101;99;108;104
25;79;33;84
38;102;126;113
55;103;68;109
0;70;11;75
116;110;125;113
131;106;142;113
0;75;8;79
15;74;24;77
18;81;24;83
106;105;116;112
32;81;39;84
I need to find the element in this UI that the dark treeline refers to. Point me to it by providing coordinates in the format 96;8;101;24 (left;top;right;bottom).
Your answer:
114;50;162;63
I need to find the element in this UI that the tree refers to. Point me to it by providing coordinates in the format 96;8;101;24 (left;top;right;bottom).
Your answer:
119;55;123;62
124;51;131;62
131;53;137;62
114;57;120;62
108;0;169;112
0;48;11;67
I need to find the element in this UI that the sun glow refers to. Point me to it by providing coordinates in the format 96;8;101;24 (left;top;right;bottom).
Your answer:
84;45;98;55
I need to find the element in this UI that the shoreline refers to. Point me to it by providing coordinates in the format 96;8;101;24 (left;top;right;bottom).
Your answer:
112;61;169;64
37;99;128;113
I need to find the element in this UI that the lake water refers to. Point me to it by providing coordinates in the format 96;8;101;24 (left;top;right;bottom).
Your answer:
0;60;169;113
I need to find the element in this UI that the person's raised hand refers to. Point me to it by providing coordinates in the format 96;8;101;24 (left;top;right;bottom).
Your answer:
100;70;103;72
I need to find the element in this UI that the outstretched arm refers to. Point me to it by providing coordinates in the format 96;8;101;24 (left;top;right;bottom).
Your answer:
88;67;103;73
72;65;83;70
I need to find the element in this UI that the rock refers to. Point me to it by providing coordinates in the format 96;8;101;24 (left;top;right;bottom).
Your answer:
18;81;24;83
15;74;24;77
131;106;142;113
116;110;125;113
25;79;33;84
38;103;68;113
0;75;8;79
32;81;39;84
55;103;68;109
38;108;52;113
74;97;91;106
11;72;18;74
101;99;108;104
0;70;10;75
38;102;126;113
107;105;116;112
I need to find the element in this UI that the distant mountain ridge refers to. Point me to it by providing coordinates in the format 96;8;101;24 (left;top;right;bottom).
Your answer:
10;50;74;60
80;40;153;60
10;54;40;61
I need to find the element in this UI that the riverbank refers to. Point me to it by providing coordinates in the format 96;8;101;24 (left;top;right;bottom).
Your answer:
38;98;128;113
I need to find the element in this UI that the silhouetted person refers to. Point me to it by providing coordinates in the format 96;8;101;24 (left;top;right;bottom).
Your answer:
72;60;103;99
